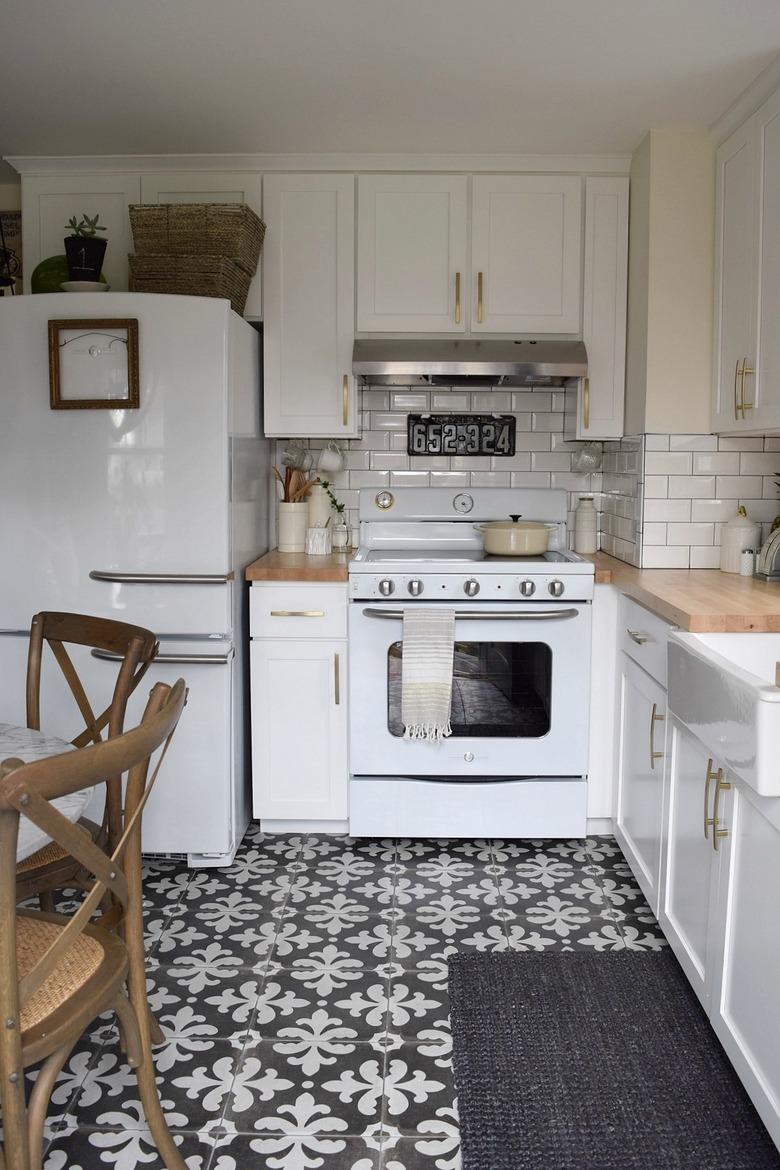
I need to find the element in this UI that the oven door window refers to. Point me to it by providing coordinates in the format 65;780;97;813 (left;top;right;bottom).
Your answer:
388;641;552;738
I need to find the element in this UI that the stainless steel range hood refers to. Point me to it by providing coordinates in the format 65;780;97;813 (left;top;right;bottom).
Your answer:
352;338;587;387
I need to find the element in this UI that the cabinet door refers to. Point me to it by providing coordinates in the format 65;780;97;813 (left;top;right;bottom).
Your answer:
659;719;722;1008
140;172;263;319
752;88;780;432
251;639;348;821
471;175;582;333
21;174;141;293
357;174;467;332
712;122;757;431
710;781;780;1149
575;177;628;439
615;656;667;913
263;174;357;438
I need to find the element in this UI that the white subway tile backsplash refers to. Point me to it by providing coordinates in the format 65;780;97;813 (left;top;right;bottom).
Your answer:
668;434;718;452
644;476;669;498
343;451;371;470
370;452;409;471
368;412;409;431
644;451;693;475
490;453;531;471
391;391;429;411
532;412;564;432
666;522;715;546
739;452;780;475
431;392;470;411
361;389;390;410
715;475;763;498
643;498;691;522
451;455;491;471
692;452;740;475
642;545;690;569
669;475;716;498
690;498;735;523
512;391;551;412
642;522;667;545
716;436;765;452
471;391;512;412
430;471;470;487
349;470;390;488
390;470;430;487
644;434;670;450
550;472;594;491
470;471;511;487
531;451;572;472
510;471;552;488
690;547;721;569
513;432;553;452
348;430;390;452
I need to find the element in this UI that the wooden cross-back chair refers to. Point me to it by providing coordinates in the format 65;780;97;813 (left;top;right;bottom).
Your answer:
0;678;187;1170
17;611;159;909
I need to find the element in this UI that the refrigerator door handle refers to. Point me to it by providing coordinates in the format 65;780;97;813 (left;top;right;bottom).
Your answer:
92;648;234;666
90;571;230;585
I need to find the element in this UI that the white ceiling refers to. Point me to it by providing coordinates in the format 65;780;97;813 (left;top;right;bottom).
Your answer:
2;0;780;176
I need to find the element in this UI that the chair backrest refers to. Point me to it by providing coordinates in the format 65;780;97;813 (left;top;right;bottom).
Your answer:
0;678;187;1041
26;612;159;749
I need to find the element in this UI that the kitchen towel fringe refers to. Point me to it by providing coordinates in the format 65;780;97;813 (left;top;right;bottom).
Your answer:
401;608;455;743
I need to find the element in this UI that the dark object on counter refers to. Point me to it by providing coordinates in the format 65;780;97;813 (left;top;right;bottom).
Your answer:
449;950;780;1170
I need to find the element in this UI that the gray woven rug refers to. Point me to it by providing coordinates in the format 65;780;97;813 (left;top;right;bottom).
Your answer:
449;951;780;1170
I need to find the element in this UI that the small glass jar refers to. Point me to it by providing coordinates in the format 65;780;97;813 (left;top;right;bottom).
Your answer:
332;522;349;550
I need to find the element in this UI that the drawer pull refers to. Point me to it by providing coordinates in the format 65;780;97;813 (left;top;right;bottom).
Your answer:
334;652;341;705
704;759;721;840
627;629;649;645
649;703;665;769
269;610;325;618
455;271;461;324
712;772;732;852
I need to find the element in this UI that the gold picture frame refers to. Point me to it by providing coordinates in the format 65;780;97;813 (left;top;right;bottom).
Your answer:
48;318;139;410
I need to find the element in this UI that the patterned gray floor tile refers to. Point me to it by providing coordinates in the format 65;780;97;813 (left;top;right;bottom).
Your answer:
253;967;391;1042
211;1130;381;1168
386;972;450;1043
382;1044;456;1136
380;1122;461;1169
42;1126;213;1169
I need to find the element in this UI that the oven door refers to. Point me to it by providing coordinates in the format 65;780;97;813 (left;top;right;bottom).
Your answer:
348;599;591;777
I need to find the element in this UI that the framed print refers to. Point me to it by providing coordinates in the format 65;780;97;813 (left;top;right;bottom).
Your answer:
48;318;139;410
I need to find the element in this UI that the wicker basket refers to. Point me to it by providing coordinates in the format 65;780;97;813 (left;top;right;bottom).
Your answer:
129;203;265;273
128;254;253;315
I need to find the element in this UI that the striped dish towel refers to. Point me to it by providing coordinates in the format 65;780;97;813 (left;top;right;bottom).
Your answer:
401;607;455;743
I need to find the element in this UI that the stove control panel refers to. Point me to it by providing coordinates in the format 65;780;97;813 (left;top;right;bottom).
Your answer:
349;573;594;602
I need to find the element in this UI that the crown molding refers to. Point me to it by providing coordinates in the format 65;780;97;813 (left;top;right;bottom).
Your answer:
3;151;632;177
710;54;780;143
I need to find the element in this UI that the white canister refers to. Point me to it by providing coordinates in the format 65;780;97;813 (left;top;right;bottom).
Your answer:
574;496;598;555
307;482;332;529
277;502;308;552
720;506;760;574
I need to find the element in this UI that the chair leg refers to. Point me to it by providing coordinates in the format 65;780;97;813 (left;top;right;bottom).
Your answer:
114;992;142;1068
0;1058;31;1170
38;890;55;913
26;1041;74;1170
125;974;185;1170
149;1011;165;1046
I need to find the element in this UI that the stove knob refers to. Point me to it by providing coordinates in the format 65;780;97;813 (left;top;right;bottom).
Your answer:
520;579;536;597
463;579;480;597
378;579;395;596
548;579;565;597
408;579;424;596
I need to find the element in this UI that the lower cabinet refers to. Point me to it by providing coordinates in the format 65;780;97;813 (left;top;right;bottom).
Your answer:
615;655;667;914
659;719;726;1008
249;581;349;826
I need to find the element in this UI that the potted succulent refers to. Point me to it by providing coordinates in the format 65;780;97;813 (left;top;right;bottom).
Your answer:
64;213;108;282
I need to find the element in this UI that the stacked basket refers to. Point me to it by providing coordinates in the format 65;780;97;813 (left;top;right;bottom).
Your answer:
128;203;265;315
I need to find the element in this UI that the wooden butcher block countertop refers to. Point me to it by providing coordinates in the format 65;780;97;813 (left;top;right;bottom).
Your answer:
585;552;780;632
245;550;352;583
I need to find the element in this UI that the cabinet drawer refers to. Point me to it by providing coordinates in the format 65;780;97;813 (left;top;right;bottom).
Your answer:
250;583;347;639
620;596;674;687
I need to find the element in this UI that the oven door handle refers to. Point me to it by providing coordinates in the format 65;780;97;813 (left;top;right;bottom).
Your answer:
361;607;579;621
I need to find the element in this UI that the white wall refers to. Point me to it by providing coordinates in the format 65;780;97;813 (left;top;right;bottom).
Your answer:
625;130;714;436
0;182;21;211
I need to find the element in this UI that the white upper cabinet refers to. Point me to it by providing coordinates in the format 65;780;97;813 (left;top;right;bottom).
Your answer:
357;175;468;332
471;175;582;333
263;174;358;438
139;172;263;319
21;173;141;293
714;82;780;433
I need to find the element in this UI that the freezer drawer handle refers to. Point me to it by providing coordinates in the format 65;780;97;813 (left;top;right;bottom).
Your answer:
92;648;233;665
361;607;579;621
90;571;229;585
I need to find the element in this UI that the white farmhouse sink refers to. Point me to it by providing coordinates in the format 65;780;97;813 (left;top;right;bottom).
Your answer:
668;631;780;797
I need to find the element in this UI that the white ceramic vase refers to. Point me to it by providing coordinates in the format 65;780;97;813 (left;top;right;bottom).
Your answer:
278;502;308;552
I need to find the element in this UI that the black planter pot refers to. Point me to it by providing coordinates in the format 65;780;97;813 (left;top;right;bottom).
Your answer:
64;235;107;281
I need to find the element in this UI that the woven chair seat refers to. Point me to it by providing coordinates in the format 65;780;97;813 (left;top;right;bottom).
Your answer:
17;915;105;1032
16;821;94;875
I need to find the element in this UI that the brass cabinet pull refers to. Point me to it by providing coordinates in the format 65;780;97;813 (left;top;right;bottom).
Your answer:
712;772;732;851
741;359;755;413
583;377;590;429
703;759;721;839
734;358;743;420
270;610;325;618
627;629;649;645
454;272;461;324
477;271;484;324
650;703;665;769
334;652;341;705
342;375;349;427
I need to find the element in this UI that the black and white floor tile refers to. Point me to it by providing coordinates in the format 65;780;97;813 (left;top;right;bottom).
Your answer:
29;831;665;1168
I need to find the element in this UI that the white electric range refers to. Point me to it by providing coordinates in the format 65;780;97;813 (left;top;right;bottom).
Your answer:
347;487;595;839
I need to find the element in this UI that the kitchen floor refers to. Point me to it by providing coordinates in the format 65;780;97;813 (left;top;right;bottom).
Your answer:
39;829;667;1169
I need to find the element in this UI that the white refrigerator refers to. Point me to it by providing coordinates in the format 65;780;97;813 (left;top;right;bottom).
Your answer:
0;293;270;866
